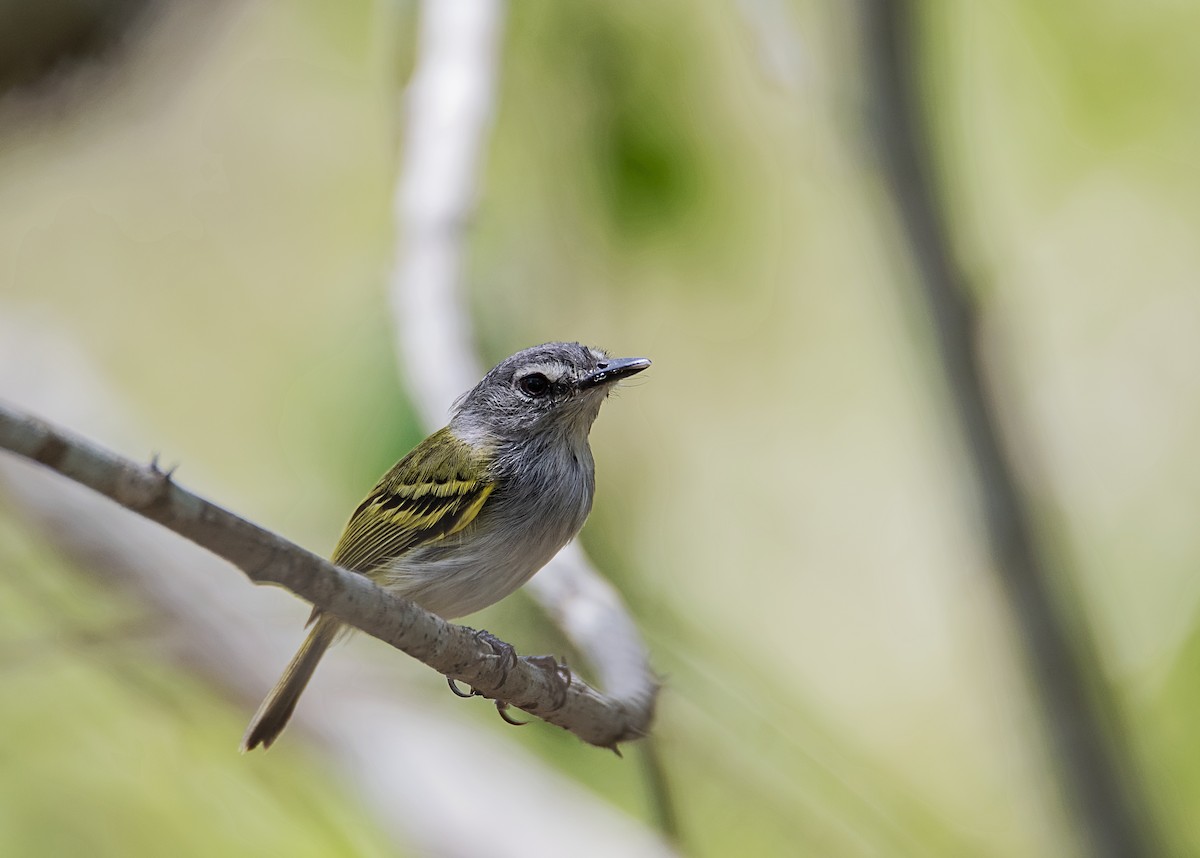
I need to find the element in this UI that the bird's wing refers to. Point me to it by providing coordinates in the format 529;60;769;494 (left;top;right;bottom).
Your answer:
330;427;496;575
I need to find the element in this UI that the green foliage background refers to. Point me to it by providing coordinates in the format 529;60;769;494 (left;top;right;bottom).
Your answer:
1;1;1198;855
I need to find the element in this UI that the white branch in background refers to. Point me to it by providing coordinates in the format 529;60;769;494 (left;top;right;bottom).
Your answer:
388;0;660;728
734;0;808;94
392;0;502;423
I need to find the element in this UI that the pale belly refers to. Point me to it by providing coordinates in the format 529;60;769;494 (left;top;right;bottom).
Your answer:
377;463;594;619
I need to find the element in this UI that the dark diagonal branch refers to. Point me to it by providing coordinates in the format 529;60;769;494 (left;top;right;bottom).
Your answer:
0;399;650;749
859;3;1159;856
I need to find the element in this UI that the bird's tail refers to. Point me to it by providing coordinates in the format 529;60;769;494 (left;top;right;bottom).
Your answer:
241;614;341;751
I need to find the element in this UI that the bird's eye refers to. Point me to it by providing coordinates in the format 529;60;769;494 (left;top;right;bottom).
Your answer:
518;373;551;397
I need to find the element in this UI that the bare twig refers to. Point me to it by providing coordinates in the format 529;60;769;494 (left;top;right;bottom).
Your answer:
858;3;1160;855
0;399;652;749
387;0;660;738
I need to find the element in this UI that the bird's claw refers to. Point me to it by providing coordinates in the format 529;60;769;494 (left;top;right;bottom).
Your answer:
448;679;529;725
495;700;528;726
446;676;479;698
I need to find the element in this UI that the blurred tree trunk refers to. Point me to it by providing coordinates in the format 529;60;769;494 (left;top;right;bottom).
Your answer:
859;2;1162;856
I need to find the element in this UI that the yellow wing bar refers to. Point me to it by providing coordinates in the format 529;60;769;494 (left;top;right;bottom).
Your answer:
331;428;496;574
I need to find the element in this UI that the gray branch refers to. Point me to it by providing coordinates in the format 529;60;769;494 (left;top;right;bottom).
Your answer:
0;398;651;749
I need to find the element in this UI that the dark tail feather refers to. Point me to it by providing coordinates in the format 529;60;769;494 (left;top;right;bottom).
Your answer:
242;615;340;751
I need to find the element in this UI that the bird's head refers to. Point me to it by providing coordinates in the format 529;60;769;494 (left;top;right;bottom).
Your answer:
451;342;650;444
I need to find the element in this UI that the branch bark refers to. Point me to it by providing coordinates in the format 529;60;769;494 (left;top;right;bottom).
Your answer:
858;3;1160;856
0;398;651;749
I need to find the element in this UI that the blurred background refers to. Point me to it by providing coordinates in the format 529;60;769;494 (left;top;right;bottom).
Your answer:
1;1;1199;856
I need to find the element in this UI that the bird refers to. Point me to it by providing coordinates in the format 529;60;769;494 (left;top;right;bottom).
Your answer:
242;341;650;750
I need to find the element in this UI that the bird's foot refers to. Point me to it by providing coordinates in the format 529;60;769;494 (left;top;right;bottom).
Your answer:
447;630;572;724
474;628;519;685
447;628;519;699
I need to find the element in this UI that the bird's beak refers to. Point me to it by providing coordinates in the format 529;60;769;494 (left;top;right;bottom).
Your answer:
577;357;652;390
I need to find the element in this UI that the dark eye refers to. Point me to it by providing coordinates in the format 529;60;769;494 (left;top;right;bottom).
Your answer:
518;373;551;397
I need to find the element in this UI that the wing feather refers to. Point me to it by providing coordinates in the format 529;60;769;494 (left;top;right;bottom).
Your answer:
330;428;495;576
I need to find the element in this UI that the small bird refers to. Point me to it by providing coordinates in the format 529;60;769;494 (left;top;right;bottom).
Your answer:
242;342;650;750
